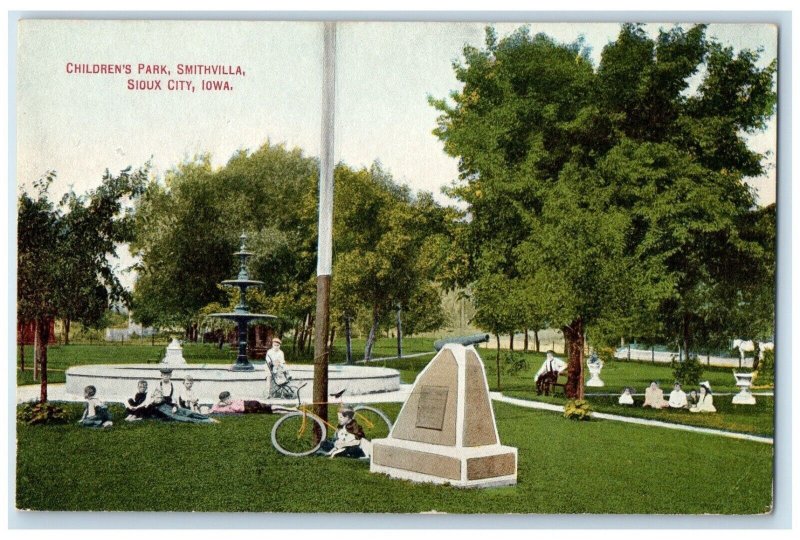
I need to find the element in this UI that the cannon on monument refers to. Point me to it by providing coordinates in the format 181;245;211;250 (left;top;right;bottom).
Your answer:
433;333;490;352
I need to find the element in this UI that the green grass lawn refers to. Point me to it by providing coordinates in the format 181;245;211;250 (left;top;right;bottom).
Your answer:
16;401;773;513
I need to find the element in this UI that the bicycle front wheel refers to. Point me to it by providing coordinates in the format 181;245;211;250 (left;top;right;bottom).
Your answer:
353;406;392;440
271;412;326;456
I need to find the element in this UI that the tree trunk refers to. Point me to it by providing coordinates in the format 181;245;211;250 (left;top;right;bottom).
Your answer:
509;332;514;351
682;313;691;364
33;322;40;381
495;334;501;391
298;313;310;354
364;305;380;361
534;329;540;353
396;305;403;359
18;323;25;372
305;316;314;354
35;317;50;403
524;328;529;352
328;325;336;356
292;319;301;356
63;318;71;345
344;316;353;365
562;317;584;399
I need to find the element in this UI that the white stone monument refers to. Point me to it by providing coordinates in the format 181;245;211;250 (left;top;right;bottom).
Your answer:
586;355;604;387
732;372;756;405
161;338;187;366
370;344;517;488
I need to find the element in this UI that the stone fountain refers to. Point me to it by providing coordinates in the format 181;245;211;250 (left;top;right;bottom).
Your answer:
64;233;401;404
208;233;275;371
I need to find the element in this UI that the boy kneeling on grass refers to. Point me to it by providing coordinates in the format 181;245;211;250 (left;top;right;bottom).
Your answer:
79;385;113;429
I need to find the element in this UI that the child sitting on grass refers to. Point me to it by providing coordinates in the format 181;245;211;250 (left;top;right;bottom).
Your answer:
125;380;151;421
149;388;218;424
79;385;113;428
317;406;369;459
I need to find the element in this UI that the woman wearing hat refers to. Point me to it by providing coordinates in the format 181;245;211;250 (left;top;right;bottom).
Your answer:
690;381;716;413
266;337;290;398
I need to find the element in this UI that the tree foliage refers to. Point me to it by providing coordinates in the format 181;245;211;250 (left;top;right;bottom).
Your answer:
18;166;148;401
331;163;451;359
131;147;452;356
130;143;319;334
432;24;776;397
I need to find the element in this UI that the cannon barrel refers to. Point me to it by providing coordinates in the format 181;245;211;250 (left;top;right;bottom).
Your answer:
433;333;491;351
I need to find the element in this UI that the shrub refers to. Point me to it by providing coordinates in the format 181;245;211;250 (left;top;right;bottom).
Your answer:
563;399;592;421
671;354;703;387
17;402;70;425
504;352;529;375
756;349;775;387
596;346;616;365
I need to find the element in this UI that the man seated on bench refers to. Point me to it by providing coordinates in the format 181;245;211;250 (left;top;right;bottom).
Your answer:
535;350;567;395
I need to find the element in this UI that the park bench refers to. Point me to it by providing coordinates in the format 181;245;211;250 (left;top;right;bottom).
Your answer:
537;371;568;396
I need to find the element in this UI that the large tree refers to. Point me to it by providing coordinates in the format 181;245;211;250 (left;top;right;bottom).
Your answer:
432;24;776;397
330;163;450;360
18;167;147;402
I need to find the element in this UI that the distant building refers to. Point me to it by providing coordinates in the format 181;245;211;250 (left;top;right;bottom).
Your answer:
17;320;57;345
105;318;156;341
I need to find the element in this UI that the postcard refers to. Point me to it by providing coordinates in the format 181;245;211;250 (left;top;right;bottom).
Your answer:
13;18;778;517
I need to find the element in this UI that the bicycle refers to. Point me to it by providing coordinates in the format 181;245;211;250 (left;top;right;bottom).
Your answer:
270;382;393;457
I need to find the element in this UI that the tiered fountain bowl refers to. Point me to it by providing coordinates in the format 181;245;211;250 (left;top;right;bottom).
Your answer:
65;234;400;404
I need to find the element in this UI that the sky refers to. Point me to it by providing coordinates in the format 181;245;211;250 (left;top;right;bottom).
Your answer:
15;20;778;286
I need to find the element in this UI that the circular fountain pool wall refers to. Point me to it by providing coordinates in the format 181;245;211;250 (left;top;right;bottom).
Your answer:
65;363;400;404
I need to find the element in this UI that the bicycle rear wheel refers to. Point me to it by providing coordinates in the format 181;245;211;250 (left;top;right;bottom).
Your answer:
271;412;326;456
353;406;392;440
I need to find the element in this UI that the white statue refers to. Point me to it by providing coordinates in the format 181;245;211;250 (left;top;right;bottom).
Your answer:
732;339;755;366
585;351;604;387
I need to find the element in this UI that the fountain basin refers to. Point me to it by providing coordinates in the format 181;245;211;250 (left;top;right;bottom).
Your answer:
65;363;401;403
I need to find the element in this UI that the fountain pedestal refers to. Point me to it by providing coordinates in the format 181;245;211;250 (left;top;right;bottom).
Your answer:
209;233;274;371
732;372;757;405
161;338;187;365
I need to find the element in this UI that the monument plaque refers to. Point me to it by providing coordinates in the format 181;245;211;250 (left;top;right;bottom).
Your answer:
416;386;448;430
371;344;518;487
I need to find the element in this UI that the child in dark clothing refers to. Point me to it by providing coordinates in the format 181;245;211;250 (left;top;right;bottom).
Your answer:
317;406;369;458
125;380;150;421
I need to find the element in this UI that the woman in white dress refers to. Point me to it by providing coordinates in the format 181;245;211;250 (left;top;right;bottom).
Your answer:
690;381;716;413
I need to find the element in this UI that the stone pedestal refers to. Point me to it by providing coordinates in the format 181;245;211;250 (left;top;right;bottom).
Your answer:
161;338;187;365
732;372;756;405
370;344;517;488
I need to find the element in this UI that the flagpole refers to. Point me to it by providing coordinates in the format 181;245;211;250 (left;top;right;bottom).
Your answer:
313;21;336;425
